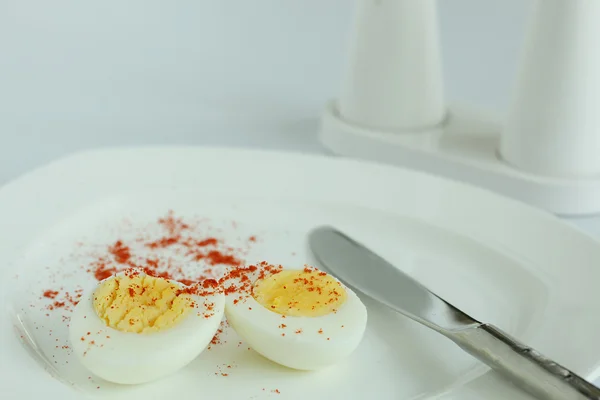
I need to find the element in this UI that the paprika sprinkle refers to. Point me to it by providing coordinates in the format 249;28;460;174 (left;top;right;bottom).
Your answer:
39;211;258;351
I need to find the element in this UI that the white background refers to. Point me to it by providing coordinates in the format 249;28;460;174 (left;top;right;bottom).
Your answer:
0;0;531;179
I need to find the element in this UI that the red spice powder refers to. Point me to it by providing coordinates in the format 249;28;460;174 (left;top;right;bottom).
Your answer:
193;250;241;267
202;279;219;289
158;211;190;236
146;237;180;249
85;215;243;286
45;289;82;312
108;240;131;264
92;261;117;281
39;211;256;340
197;238;218;247
209;321;229;349
39;213;330;356
42;290;59;299
48;301;65;310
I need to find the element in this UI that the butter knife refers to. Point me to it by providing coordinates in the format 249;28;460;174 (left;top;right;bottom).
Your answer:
308;226;600;400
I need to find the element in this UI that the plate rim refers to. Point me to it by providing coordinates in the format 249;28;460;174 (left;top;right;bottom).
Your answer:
0;143;596;229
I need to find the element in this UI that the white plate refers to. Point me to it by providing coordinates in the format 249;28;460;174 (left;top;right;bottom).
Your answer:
1;146;599;400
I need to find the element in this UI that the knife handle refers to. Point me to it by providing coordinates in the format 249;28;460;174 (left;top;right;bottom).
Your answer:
452;323;600;400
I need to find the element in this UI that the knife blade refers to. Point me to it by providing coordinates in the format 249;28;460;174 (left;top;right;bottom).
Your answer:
308;226;600;400
308;225;478;333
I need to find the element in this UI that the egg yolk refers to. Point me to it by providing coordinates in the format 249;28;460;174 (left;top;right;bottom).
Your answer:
252;269;347;317
93;274;193;333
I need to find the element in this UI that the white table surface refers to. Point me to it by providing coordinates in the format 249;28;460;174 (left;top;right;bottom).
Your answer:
2;0;600;384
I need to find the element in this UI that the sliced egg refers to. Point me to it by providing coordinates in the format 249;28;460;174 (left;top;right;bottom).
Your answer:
224;266;367;370
69;269;224;384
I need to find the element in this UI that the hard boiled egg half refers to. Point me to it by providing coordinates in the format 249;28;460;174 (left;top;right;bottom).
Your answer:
69;269;224;384
225;265;367;370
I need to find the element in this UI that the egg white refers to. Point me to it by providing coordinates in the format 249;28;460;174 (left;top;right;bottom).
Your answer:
224;268;368;370
69;278;225;385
